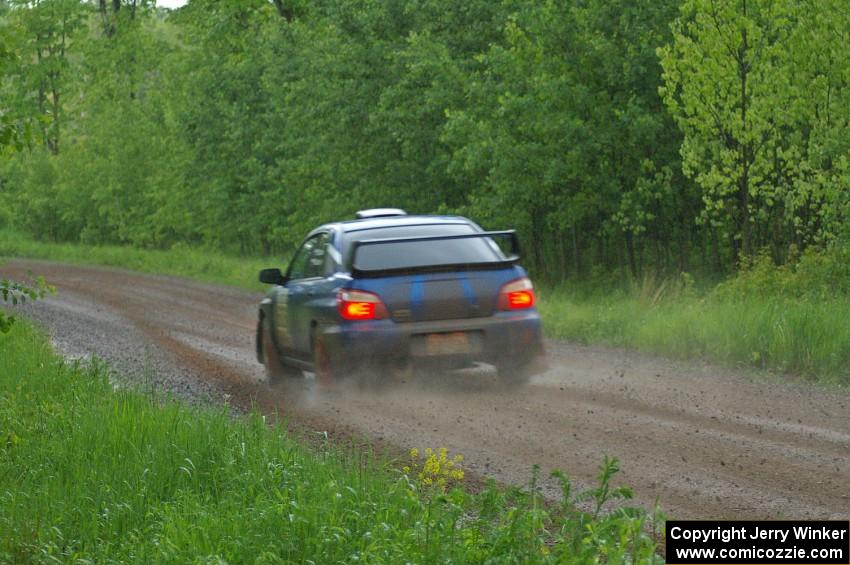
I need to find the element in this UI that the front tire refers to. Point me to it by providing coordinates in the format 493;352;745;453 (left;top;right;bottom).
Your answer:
261;319;293;384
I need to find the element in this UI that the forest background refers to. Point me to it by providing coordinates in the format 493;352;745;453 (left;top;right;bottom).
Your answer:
3;0;849;277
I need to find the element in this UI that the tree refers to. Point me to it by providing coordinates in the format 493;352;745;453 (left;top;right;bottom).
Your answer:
662;0;774;259
0;21;30;154
780;0;850;246
659;0;850;262
445;0;683;278
5;0;86;154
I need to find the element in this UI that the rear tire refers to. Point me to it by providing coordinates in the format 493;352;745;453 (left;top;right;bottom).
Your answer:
312;333;337;389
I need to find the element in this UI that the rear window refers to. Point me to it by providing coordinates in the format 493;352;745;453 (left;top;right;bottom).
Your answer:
344;224;506;272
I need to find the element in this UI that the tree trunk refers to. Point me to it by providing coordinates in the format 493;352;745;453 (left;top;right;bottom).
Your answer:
711;226;723;273
558;230;566;281
571;223;580;278
625;231;639;279
272;0;294;22
48;84;59;154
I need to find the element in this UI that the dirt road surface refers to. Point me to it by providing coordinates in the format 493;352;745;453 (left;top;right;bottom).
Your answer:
4;260;849;519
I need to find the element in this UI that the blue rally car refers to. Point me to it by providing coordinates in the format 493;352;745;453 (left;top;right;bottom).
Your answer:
256;209;545;387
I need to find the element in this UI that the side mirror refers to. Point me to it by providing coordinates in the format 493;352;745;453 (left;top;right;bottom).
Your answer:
259;268;286;285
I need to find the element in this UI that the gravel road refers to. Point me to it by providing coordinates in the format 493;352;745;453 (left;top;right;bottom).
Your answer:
4;259;849;519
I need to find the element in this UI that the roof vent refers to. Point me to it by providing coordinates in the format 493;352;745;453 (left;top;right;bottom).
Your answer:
355;208;407;219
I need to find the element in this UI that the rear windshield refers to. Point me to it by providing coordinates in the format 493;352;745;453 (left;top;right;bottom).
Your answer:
344;224;506;272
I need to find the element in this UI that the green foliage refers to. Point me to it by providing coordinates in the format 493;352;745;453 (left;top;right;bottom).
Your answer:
0;19;32;155
3;0;847;279
444;0;687;278
0;111;30;155
0;271;52;333
659;0;850;260
715;243;850;300
2;0;87;154
0;322;661;562
542;245;850;385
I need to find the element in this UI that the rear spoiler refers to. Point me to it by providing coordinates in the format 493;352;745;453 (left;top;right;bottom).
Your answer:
350;230;521;278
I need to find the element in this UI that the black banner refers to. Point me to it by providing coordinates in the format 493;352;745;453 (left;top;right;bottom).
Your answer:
666;521;850;564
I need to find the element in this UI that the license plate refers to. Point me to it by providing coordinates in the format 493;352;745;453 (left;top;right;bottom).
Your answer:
423;332;472;356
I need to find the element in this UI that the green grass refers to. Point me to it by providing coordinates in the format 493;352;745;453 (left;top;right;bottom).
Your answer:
541;289;850;386
3;229;848;385
0;322;661;562
0;230;274;291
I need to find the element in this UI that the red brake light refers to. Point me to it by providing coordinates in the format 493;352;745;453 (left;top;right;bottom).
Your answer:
337;289;388;321
499;277;536;310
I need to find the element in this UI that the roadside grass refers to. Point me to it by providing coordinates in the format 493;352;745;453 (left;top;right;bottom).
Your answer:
3;230;848;385
0;323;662;562
0;229;274;291
541;290;850;386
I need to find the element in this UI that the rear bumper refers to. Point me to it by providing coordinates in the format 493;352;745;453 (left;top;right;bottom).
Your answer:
320;310;544;366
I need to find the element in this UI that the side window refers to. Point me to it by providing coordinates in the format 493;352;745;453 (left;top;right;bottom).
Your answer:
288;233;331;281
287;237;316;281
304;233;330;279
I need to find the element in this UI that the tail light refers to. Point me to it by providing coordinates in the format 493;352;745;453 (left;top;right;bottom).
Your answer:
498;277;536;310
337;289;388;321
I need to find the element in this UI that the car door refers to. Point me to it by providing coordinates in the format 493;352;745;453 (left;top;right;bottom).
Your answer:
287;232;333;356
272;235;316;357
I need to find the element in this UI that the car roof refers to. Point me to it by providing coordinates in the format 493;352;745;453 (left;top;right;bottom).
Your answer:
321;215;477;234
